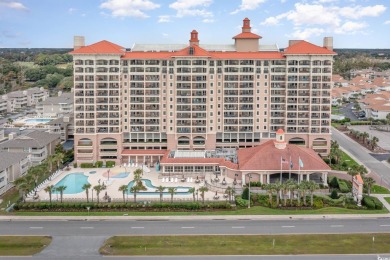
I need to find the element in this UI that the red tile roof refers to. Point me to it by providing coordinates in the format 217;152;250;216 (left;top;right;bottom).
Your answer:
284;40;336;55
356;175;364;184
70;40;125;54
233;32;262;39
237;140;330;171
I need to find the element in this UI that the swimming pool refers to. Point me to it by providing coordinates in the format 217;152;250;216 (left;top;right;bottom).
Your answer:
127;179;192;195
53;173;90;194
111;172;129;178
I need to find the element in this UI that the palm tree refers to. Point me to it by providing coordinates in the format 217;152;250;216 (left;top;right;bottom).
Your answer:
224;186;233;203
167;187;177;203
307;181;319;207
362;132;369;145
299;180;309;206
46;155;56;174
28;167;41;195
56;185;67;203
54;152;65;170
93;184;106;204
262;183;274;205
118;185;129;203
370;136;379;150
156;185;166;203
130;185;142;203
198;186;208;204
357;164;368;176
281;182;289;207
189;187;196;202
347;165;360;188
44;185;54;203
133;168;143;183
286;179;297;206
82;183;92;202
13;177;29;202
363;176;375;196
273;181;282;206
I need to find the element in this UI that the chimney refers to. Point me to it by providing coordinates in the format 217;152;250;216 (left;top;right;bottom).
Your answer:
189;30;199;46
323;37;333;51
242;17;251;33
73;36;85;50
289;40;300;47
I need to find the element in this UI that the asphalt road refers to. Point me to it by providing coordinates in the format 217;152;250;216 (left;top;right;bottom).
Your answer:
332;127;390;187
1;219;390;260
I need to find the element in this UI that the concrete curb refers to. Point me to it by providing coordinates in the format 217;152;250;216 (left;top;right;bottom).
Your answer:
1;213;390;221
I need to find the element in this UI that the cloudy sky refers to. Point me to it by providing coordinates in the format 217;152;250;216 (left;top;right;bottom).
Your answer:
0;0;389;48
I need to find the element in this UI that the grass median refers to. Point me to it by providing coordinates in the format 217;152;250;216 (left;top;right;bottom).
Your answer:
0;236;51;256
100;234;390;256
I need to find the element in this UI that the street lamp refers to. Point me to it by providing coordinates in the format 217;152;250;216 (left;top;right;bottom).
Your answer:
248;173;252;209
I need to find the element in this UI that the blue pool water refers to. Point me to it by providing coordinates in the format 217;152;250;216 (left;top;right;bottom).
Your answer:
127;179;191;195
111;172;129;178
53;173;90;194
25;118;52;123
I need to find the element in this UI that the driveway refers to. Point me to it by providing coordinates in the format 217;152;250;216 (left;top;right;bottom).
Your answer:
338;103;359;121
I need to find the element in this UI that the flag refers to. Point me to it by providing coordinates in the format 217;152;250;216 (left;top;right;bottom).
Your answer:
281;157;288;164
299;157;304;168
290;156;293;169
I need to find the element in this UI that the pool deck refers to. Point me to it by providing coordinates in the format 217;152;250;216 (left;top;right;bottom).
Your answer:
34;164;232;203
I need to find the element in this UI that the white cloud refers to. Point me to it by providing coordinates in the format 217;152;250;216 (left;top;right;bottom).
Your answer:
169;0;213;18
334;21;367;34
158;15;171;23
338;5;386;19
384;20;390;25
202;18;214;23
231;0;266;14
261;3;386;38
289;27;324;39
100;0;160;18
0;0;27;10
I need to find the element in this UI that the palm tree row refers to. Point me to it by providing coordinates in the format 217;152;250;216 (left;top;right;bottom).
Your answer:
262;179;319;207
349;129;380;150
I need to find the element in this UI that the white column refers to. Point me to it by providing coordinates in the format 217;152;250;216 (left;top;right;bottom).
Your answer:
306;173;310;181
242;174;246;185
267;174;270;184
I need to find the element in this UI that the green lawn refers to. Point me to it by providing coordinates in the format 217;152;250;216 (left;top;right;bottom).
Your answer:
0;188;20;210
0;236;51;256
331;150;360;170
385;197;390;204
371;185;390;194
100;234;390;255
8;205;388;216
331;107;341;115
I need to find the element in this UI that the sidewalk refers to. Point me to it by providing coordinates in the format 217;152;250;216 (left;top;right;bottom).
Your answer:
371;194;390;211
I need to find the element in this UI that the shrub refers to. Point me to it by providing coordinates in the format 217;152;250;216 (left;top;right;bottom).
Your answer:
362;196;375;209
80;163;94;168
96;161;103;168
329;177;339;189
248;181;262;187
235;196;249;207
313;197;324;209
73;162;77;168
241;187;249;200
330;189;339;199
338;180;350;193
106;161;116;168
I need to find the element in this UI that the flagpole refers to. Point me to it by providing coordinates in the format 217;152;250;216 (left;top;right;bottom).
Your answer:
289;155;291;180
298;156;301;184
280;156;282;182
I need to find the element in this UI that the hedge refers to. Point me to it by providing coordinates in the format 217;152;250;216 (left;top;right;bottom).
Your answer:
13;202;232;211
362;196;383;210
338;180;350;193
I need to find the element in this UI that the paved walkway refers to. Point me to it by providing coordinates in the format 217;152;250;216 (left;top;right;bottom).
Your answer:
371;194;390;212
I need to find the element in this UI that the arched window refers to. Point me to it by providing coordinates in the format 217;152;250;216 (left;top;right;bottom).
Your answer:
313;138;327;146
193;136;205;145
288;137;305;145
100;138;117;146
178;136;190;145
78;138;92;146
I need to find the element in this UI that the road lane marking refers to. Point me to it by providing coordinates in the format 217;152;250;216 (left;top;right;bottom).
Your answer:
232;226;245;229
181;227;194;229
380;225;390;227
330;225;344;227
80;227;94;229
29;227;43;229
281;226;295;228
131;227;144;229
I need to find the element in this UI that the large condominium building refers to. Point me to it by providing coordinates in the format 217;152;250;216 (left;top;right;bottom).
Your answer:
71;18;336;165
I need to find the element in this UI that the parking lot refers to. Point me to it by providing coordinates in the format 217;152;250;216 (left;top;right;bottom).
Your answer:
348;125;390;151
